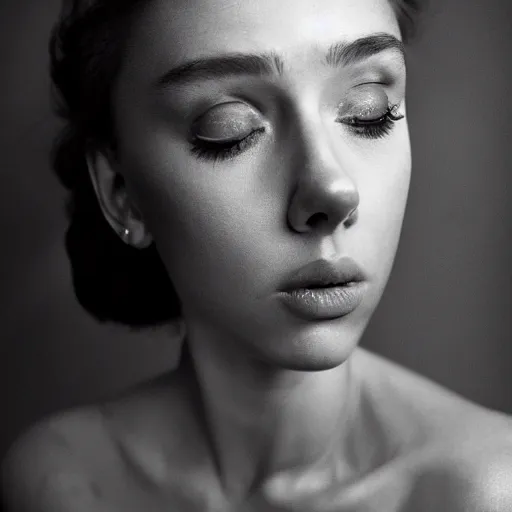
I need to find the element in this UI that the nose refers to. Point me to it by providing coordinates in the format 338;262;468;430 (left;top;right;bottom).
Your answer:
287;137;360;234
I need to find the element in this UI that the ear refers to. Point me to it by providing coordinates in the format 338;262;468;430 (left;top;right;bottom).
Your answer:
86;149;153;249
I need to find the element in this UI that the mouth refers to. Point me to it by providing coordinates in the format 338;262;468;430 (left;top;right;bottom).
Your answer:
277;257;367;320
279;256;366;292
298;281;359;290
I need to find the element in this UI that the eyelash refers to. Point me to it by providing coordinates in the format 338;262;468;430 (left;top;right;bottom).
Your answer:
190;104;404;162
190;127;266;163
338;104;404;140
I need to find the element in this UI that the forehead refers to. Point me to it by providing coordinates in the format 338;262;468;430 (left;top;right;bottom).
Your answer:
128;0;400;73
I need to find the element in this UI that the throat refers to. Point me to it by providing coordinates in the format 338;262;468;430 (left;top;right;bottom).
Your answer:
183;340;360;502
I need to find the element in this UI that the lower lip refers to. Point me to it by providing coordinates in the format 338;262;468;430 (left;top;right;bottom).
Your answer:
277;282;366;320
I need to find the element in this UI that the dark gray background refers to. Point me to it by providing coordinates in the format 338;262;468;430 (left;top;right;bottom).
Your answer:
2;0;511;458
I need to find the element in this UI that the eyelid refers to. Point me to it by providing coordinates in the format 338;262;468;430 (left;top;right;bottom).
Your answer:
194;133;244;143
341;104;403;126
190;127;266;162
337;102;402;121
336;84;391;120
191;101;263;140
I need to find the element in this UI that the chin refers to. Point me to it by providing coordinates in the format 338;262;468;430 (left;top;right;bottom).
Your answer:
257;320;364;372
273;354;352;373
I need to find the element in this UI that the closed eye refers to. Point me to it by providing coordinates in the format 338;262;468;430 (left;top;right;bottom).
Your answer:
190;127;266;162
337;104;404;139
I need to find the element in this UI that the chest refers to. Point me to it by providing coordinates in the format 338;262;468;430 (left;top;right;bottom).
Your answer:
81;462;472;512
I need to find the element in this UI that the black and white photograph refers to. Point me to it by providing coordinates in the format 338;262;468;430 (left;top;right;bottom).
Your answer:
1;0;511;510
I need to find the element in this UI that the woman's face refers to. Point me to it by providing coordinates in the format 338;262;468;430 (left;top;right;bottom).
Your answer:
109;0;410;370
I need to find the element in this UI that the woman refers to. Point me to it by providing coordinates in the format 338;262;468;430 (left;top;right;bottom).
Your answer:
2;0;512;510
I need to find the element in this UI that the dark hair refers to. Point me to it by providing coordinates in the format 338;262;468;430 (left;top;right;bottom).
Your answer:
391;0;425;43
49;0;424;328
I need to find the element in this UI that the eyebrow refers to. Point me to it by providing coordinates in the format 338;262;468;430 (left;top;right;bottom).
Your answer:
325;33;404;67
156;33;405;89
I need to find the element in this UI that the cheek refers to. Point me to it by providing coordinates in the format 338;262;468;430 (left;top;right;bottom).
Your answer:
124;150;273;295
365;154;410;224
122;123;411;301
357;138;411;277
360;124;411;217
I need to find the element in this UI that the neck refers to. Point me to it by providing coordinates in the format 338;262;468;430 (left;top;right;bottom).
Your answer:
182;323;361;503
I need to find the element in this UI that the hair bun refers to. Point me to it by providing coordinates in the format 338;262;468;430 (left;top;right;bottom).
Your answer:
60;0;96;16
50;0;181;328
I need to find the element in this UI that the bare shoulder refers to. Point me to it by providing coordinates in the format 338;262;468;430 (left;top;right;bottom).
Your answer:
353;348;511;436
352;349;512;510
1;369;207;511
405;432;512;512
1;406;108;511
0;374;193;511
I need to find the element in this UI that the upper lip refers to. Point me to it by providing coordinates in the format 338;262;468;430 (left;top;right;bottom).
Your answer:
279;256;366;292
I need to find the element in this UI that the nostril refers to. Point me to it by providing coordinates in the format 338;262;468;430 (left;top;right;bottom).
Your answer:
306;212;328;229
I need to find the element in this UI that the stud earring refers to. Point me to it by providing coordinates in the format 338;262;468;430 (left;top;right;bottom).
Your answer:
121;227;130;244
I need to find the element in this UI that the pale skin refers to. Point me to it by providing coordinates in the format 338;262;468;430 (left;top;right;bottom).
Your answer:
2;0;512;510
